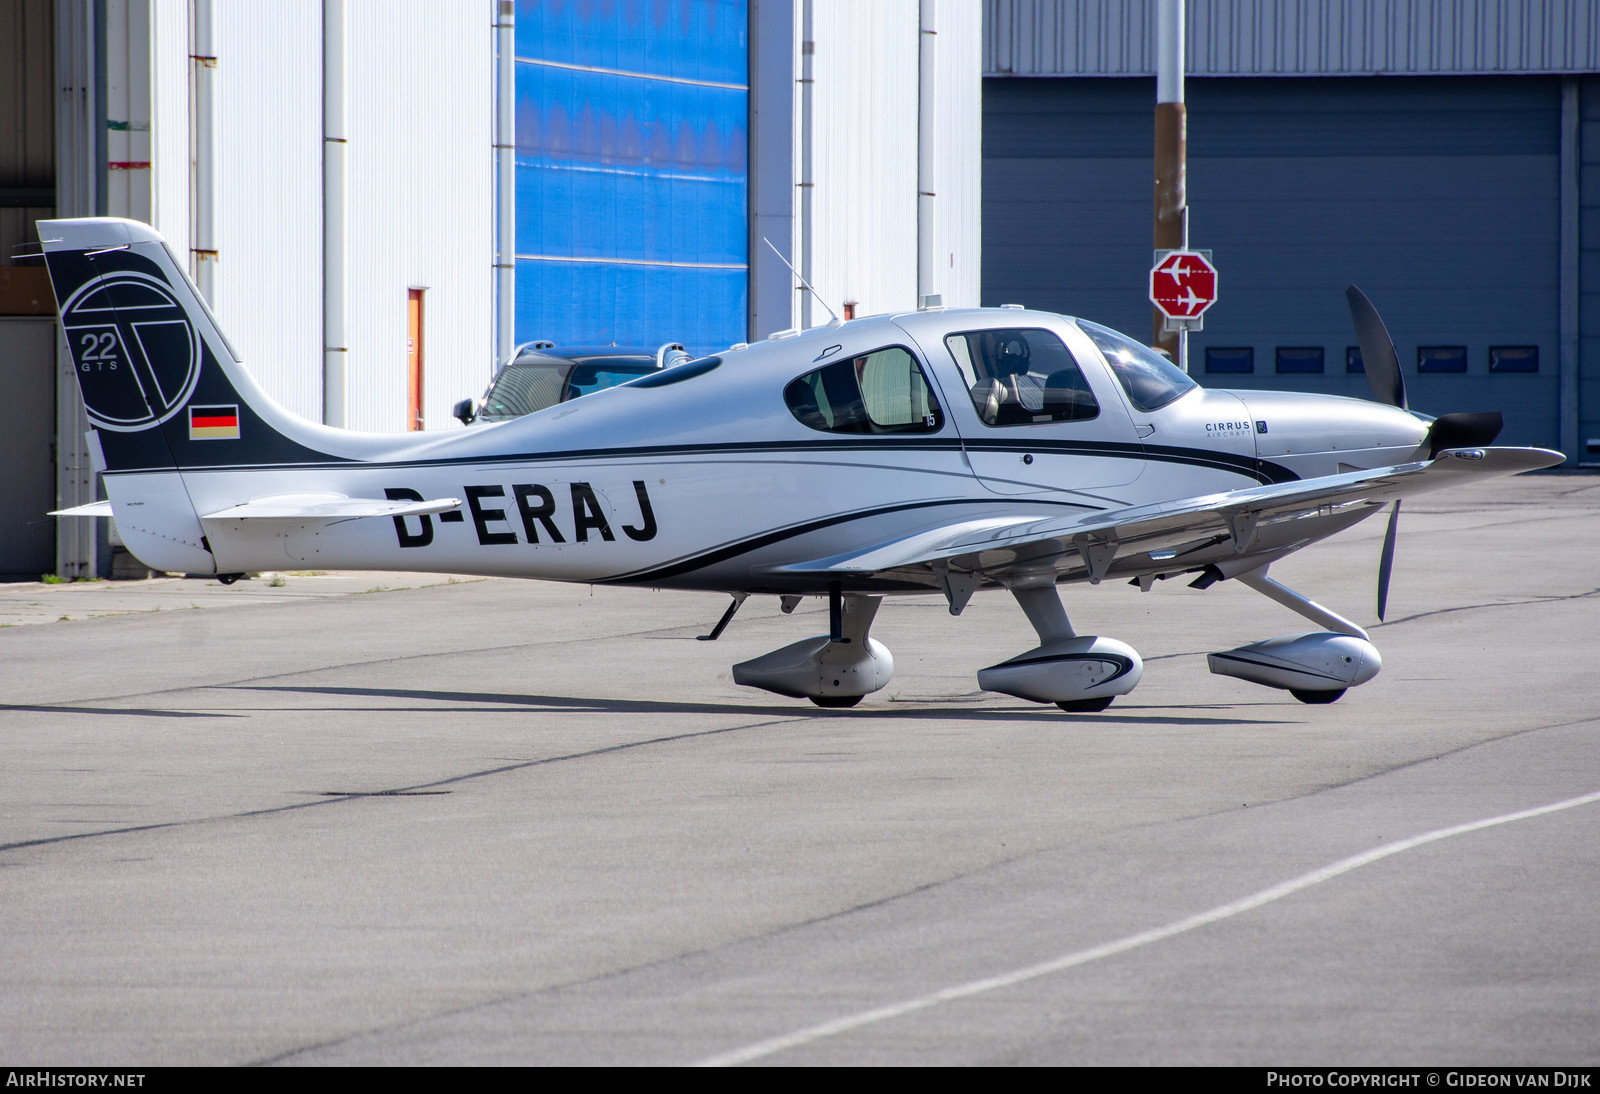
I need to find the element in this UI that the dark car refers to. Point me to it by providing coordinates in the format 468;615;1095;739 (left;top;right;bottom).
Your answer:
454;341;691;425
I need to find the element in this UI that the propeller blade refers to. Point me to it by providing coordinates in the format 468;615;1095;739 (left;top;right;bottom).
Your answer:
1377;500;1400;622
1426;411;1503;458
1346;285;1406;411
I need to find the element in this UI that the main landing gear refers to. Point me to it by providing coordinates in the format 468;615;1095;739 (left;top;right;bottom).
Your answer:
977;582;1144;712
728;564;1379;711
731;584;894;707
730;581;1144;713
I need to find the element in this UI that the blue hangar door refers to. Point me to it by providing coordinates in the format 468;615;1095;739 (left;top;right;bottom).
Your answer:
515;0;749;357
983;76;1562;448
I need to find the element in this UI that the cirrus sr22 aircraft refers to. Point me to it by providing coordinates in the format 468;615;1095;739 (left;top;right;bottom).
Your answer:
41;218;1562;712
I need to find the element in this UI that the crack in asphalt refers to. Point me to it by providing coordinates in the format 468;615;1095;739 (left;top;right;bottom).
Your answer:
0;714;801;855
247;711;1600;1067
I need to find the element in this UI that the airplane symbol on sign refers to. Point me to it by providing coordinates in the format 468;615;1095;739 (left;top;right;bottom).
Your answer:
1150;251;1217;321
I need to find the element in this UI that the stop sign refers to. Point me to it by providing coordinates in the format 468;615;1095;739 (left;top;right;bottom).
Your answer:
1149;250;1218;320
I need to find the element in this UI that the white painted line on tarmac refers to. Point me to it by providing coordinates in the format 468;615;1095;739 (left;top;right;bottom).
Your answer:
695;788;1600;1067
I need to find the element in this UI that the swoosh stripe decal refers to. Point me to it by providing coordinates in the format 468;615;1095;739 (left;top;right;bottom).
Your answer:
595;497;1102;585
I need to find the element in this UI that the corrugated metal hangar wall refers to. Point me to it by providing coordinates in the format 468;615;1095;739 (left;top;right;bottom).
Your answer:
982;0;1600;460
8;0;981;577
54;0;498;436
194;1;494;434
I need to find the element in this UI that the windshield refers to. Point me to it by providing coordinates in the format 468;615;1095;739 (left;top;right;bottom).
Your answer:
1078;320;1198;412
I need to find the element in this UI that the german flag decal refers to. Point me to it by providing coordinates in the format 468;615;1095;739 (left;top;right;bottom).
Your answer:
189;405;240;440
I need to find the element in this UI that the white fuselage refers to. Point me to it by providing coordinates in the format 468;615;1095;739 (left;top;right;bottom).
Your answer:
107;309;1428;592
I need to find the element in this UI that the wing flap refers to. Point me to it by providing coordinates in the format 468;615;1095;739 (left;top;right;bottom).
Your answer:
770;447;1562;579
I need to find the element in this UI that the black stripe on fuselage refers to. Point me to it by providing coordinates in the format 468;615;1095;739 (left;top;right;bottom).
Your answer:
109;436;1298;486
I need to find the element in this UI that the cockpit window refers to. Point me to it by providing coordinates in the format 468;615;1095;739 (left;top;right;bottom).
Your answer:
1078;319;1198;412
944;328;1100;426
784;346;943;434
479;362;570;421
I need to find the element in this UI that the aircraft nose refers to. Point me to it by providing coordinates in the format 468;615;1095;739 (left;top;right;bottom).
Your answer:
1240;393;1429;465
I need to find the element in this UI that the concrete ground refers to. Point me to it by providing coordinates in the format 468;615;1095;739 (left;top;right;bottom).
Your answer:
1;473;1596;1066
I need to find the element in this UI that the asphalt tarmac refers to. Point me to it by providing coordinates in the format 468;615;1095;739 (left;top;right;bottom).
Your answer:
2;474;1597;1066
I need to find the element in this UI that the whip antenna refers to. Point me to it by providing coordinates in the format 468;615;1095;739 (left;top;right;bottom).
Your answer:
763;237;840;326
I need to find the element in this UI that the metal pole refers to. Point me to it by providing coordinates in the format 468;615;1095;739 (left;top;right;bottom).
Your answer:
190;0;217;306
495;0;516;372
54;0;101;579
917;0;937;308
1152;0;1186;369
323;0;348;427
1559;77;1579;465
797;0;814;330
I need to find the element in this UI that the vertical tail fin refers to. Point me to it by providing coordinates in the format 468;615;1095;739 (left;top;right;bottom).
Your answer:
38;217;332;475
39;218;339;574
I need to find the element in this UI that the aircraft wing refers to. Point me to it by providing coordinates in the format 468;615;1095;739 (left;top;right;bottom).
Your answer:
769;447;1562;584
200;494;462;520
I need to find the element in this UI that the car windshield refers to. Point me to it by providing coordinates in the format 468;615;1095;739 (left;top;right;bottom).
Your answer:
1077;320;1198;412
478;356;658;421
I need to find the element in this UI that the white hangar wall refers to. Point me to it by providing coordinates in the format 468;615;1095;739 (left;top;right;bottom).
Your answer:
750;0;982;336
34;1;981;576
342;3;493;432
144;0;493;433
807;0;920;324
117;0;980;426
211;4;324;421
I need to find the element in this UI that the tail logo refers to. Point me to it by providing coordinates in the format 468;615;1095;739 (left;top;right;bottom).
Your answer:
60;271;201;432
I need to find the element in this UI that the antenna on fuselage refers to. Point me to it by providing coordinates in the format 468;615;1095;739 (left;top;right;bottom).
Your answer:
763;236;841;326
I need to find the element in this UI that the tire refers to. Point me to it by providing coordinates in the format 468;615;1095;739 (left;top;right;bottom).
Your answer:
1289;688;1346;705
810;694;864;708
1056;697;1114;713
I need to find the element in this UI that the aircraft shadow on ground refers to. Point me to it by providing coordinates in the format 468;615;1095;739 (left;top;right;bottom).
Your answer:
0;703;243;720
228;684;1279;727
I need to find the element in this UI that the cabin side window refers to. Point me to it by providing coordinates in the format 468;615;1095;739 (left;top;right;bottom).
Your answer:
943;328;1101;427
784;346;944;434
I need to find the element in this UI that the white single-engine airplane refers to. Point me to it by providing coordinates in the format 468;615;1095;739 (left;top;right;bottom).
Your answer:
40;218;1562;711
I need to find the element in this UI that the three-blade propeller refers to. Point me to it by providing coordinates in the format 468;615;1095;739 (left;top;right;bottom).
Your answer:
1344;286;1503;621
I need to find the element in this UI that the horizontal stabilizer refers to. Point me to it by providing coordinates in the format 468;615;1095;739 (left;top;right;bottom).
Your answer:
200;494;461;520
49;500;115;518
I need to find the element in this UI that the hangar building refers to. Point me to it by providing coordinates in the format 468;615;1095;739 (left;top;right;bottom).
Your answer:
0;0;978;578
982;0;1600;458
3;0;1595;581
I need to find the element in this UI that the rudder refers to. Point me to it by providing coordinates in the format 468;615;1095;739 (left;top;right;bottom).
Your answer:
38;218;336;573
